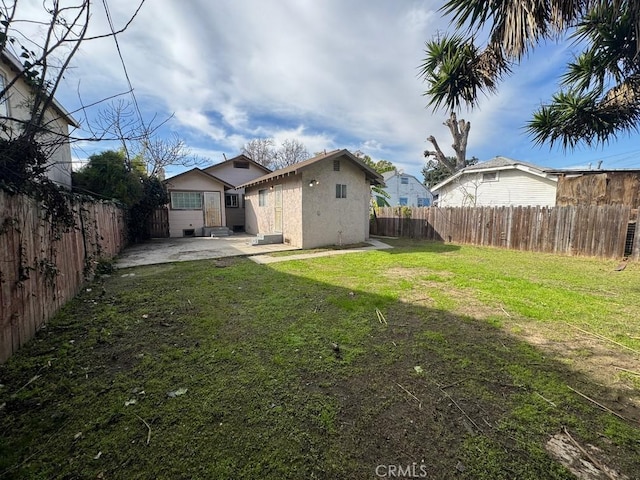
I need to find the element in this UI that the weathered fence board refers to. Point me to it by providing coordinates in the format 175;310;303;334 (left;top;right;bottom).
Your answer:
371;205;635;259
0;191;126;363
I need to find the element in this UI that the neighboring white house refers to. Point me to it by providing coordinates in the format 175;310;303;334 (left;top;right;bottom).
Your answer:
0;49;79;188
379;171;432;207
431;156;558;207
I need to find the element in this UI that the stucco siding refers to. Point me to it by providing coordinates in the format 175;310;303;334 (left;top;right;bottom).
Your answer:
245;177;303;245
437;170;557;207
300;160;370;249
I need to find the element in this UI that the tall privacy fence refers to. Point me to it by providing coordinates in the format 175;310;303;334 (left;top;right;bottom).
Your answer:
371;205;640;260
1;191;126;363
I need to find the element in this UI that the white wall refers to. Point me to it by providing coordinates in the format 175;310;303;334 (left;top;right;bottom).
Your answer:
382;173;432;207
436;169;557;207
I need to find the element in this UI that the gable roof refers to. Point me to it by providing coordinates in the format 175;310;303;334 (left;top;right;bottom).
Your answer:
431;156;556;192
164;167;235;189
204;153;272;175
238;149;384;188
1;49;80;128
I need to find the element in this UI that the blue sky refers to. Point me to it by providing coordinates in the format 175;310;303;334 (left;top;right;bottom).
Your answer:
21;0;640;178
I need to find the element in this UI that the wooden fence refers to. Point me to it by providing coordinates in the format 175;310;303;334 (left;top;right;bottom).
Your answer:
0;191;127;363
371;205;640;260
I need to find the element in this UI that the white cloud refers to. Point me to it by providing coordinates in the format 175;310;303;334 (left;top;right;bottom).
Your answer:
21;0;638;180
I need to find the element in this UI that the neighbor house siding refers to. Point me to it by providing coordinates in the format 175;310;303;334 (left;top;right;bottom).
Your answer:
382;173;432;207
0;57;75;188
437;170;557;207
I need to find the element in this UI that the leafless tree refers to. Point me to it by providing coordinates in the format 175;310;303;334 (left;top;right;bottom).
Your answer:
242;137;310;170
93;100;205;176
424;112;471;175
242;138;277;169
274;138;309;169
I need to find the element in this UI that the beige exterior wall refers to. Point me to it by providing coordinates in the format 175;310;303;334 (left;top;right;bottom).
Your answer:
165;171;227;237
245;155;372;248
205;159;270;231
0;58;75;188
300;160;370;248
436;169;557;207
245;176;303;246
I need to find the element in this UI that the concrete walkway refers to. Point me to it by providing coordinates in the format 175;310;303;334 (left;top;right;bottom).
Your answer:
248;238;393;264
114;235;393;268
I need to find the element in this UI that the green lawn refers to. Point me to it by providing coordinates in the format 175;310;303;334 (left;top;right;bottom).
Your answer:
1;240;639;479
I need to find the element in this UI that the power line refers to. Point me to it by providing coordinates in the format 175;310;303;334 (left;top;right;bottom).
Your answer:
101;0;145;128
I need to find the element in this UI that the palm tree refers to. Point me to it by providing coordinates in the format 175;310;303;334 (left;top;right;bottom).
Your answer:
419;0;640;149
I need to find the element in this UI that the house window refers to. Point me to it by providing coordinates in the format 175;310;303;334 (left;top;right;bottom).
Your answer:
171;192;202;210
225;193;239;208
259;189;267;206
482;172;498;182
336;184;347;198
399;197;408;206
333;160;340;171
400;176;409;185
0;74;9;117
234;161;250;169
417;197;430;207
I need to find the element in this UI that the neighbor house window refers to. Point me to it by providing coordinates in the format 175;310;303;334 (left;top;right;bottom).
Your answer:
399;197;408;206
417;197;430;207
400;176;409;185
482;172;498;182
234;161;250;169
259;189;267;206
0;74;9;117
171;192;202;210
225;193;239;208
336;184;347;198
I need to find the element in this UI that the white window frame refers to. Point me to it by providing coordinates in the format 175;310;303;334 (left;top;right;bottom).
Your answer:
225;193;239;208
482;172;499;182
170;191;203;210
0;73;9;118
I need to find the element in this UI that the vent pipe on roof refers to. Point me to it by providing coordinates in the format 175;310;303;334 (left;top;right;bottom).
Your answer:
597;160;603;169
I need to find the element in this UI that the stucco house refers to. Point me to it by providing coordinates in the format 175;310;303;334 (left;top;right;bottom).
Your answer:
240;149;384;249
164;168;234;237
203;154;271;232
380;171;432;207
0;49;79;188
431;156;558;207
